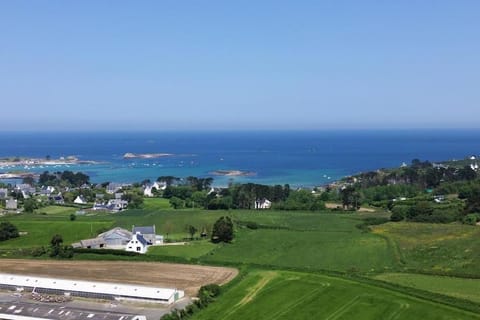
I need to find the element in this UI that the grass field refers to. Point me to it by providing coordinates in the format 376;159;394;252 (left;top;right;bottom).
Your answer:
1;199;480;317
203;227;395;272
372;222;480;276
374;273;480;304
192;270;480;320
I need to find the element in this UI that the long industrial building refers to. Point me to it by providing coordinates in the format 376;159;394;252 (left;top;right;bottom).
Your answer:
0;273;184;304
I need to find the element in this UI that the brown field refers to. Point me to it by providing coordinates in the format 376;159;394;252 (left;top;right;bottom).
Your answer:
0;259;238;296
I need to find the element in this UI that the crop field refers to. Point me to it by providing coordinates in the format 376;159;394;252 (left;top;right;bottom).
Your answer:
192;270;480;320
0;259;238;296
374;273;480;304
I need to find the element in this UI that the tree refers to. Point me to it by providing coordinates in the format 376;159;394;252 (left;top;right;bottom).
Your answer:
164;220;174;240
211;216;234;243
169;196;184;209
0;221;19;241
69;213;76;221
23;198;38;213
186;225;197;239
50;234;64;257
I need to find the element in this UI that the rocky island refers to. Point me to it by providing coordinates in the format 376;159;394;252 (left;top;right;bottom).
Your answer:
123;153;174;159
210;170;256;177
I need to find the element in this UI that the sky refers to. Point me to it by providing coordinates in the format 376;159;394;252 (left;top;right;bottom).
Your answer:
0;1;479;131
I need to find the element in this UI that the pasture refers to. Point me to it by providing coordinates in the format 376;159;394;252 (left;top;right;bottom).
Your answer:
374;273;480;304
191;270;480;320
372;222;480;276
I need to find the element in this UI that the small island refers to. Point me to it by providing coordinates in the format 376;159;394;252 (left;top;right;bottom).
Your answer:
209;170;256;177
123;153;174;159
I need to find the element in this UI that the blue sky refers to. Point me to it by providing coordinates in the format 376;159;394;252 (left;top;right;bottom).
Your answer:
1;1;479;131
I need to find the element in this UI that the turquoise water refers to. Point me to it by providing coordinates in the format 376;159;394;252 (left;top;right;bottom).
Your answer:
0;130;479;187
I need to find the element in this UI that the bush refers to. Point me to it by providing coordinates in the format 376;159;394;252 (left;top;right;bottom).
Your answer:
463;213;479;225
0;221;19;241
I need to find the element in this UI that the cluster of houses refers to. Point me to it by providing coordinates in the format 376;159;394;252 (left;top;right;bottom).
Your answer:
72;225;164;254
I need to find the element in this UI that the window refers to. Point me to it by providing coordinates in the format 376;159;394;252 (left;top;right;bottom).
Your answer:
136;247;141;251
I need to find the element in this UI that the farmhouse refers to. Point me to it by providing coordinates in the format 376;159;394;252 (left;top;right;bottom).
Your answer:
0;273;184;304
132;225;158;244
126;232;149;254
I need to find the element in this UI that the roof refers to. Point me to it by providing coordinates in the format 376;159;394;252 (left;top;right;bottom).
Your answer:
0;273;183;303
135;233;148;246
80;237;106;247
133;226;155;235
98;227;132;239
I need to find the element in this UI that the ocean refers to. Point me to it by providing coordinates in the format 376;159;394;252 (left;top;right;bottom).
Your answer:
1;130;479;187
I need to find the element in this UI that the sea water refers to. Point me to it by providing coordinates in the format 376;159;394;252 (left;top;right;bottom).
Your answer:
0;130;479;187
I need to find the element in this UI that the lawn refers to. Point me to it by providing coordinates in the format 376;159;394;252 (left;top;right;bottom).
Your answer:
374;273;480;304
192;270;480;320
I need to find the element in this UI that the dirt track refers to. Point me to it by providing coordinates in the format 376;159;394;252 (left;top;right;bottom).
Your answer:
0;259;238;296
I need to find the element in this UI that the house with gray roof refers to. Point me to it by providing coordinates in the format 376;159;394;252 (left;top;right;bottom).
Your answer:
132;225;156;244
126;232;149;254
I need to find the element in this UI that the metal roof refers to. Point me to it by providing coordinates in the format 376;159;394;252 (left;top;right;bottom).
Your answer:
0;273;184;303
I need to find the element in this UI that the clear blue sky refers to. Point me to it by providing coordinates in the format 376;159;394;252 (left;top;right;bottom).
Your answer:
1;1;479;131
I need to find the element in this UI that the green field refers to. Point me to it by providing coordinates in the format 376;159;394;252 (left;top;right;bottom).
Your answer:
373;222;480;276
1;199;480;318
374;273;480;304
192;270;480;320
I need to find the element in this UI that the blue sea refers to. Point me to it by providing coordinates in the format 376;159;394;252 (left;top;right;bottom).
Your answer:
1;130;479;187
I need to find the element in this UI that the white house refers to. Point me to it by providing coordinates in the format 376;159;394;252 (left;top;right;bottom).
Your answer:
254;198;272;209
143;182;166;197
74;195;88;204
126;232;149;254
132;225;156;244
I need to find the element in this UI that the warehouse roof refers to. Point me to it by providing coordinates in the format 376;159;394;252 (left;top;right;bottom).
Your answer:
0;273;184;303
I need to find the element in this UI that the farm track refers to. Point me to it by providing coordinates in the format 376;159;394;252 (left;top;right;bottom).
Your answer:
0;259;238;296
